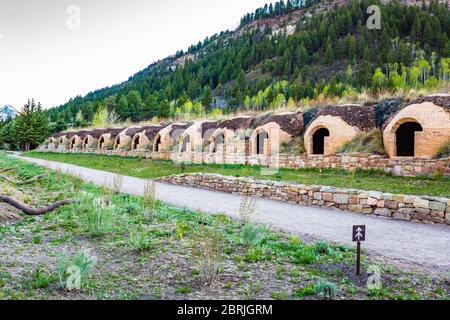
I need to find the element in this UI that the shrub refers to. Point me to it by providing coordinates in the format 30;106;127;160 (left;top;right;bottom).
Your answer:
243;246;266;263
31;267;56;289
82;200;113;238
314;240;331;255
128;229;153;252
293;283;315;297
143;182;157;221
57;250;96;291
240;223;267;247
314;280;338;299
191;225;222;285
123;201;143;216
338;129;386;155
293;247;317;264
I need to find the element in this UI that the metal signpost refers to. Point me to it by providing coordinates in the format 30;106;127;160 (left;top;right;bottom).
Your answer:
352;225;366;276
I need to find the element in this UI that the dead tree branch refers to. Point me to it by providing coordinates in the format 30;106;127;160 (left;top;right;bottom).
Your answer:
0;195;74;216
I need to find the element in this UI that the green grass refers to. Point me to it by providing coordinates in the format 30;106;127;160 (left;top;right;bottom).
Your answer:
1;152;448;300
25;151;450;197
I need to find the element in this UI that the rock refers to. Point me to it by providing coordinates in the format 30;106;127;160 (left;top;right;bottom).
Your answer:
393;195;404;203
377;200;385;208
333;194;349;204
430;211;445;218
320;186;337;193
403;196;415;204
414;198;430;209
393;212;412;221
313;192;322;201
383;193;393;201
369;192;383;200
429;201;446;211
367;197;378;206
397;208;415;214
385;201;398;210
445;213;450;225
322;193;333;202
349;205;363;213
374;208;391;217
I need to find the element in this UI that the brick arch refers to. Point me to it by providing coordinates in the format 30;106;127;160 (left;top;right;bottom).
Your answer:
69;136;77;149
131;134;141;151
312;126;330;155
389;117;422;133
250;128;270;156
82;136;90;149
180;134;191;153
153;134;162;152
113;135;121;150
304;124;331;156
209;129;227;154
304;115;361;156
383;101;450;158
98;136;106;149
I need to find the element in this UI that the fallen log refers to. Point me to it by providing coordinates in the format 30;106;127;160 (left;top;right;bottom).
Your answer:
0;167;14;173
0;195;74;216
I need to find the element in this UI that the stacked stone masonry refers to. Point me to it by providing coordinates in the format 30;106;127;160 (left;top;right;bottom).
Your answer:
158;173;450;226
39;147;450;177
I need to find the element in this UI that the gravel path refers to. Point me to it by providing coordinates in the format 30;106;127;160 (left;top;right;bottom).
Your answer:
16;156;450;272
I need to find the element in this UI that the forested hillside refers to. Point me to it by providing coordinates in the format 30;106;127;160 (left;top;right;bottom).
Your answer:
44;0;450;132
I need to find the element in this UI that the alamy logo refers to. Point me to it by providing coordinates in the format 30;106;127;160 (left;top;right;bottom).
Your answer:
66;265;81;291
67;5;81;31
367;5;381;30
367;265;382;290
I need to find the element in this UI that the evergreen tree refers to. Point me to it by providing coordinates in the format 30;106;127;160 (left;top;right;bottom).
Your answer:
14;99;49;151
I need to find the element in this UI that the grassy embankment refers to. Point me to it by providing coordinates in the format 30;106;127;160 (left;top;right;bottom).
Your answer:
0;153;448;300
24;151;450;198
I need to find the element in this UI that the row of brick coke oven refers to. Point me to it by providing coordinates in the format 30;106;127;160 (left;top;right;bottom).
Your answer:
43;96;450;176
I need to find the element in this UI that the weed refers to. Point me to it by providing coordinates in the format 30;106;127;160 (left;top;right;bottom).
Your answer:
31;267;56;289
293;283;315;297
143;181;157;221
191;225;222;285
175;285;192;294
32;236;42;244
293;247;317;264
128;229;153;252
314;241;331;255
240;223;267;247
82;198;113;237
276;266;286;280
243;246;266;263
57;249;97;291
271;289;286;300
314;280;338;299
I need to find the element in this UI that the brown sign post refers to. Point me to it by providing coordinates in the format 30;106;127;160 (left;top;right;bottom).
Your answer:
352;225;366;276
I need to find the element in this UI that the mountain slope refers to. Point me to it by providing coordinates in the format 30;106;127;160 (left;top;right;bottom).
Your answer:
46;0;450;131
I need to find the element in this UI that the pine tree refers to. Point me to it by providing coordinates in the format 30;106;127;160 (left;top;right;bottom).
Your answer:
324;42;335;65
14;99;49;151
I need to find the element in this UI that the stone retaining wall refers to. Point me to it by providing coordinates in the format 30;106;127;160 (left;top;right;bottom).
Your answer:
158;173;450;226
38;147;450;177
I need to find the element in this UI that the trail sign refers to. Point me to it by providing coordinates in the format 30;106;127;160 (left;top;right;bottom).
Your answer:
352;225;366;242
352;225;366;276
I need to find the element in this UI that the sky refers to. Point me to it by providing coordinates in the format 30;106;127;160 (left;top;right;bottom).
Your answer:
0;0;273;110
